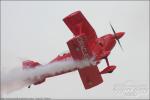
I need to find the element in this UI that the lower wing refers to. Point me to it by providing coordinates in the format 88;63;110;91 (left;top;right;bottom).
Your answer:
78;66;103;89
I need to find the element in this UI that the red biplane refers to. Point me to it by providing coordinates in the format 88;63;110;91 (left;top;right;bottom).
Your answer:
22;11;125;89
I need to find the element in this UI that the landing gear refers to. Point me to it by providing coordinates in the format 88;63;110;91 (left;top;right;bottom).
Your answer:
105;57;110;66
100;57;116;74
108;71;113;73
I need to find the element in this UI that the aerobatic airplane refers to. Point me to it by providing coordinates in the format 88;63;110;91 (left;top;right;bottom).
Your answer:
22;11;125;89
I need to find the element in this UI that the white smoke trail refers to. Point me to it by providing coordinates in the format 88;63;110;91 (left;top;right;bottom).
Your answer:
1;57;96;94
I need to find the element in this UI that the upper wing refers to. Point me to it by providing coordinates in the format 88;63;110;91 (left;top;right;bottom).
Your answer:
63;11;97;41
67;34;103;89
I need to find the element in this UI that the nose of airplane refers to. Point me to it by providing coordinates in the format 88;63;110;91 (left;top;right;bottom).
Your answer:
115;32;125;39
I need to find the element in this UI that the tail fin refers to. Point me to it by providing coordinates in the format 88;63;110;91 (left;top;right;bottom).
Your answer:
22;60;46;86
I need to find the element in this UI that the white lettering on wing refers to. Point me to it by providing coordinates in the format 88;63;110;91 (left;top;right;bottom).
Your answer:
77;36;89;59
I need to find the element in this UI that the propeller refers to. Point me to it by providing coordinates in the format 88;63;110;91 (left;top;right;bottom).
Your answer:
109;23;124;51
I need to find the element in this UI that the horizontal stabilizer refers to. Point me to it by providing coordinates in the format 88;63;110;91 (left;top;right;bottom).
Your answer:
22;60;40;69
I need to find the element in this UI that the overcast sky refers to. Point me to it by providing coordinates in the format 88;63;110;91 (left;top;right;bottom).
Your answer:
1;1;149;99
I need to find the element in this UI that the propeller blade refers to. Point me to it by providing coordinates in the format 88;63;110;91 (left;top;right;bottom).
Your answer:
110;23;116;35
109;23;124;51
116;37;124;51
